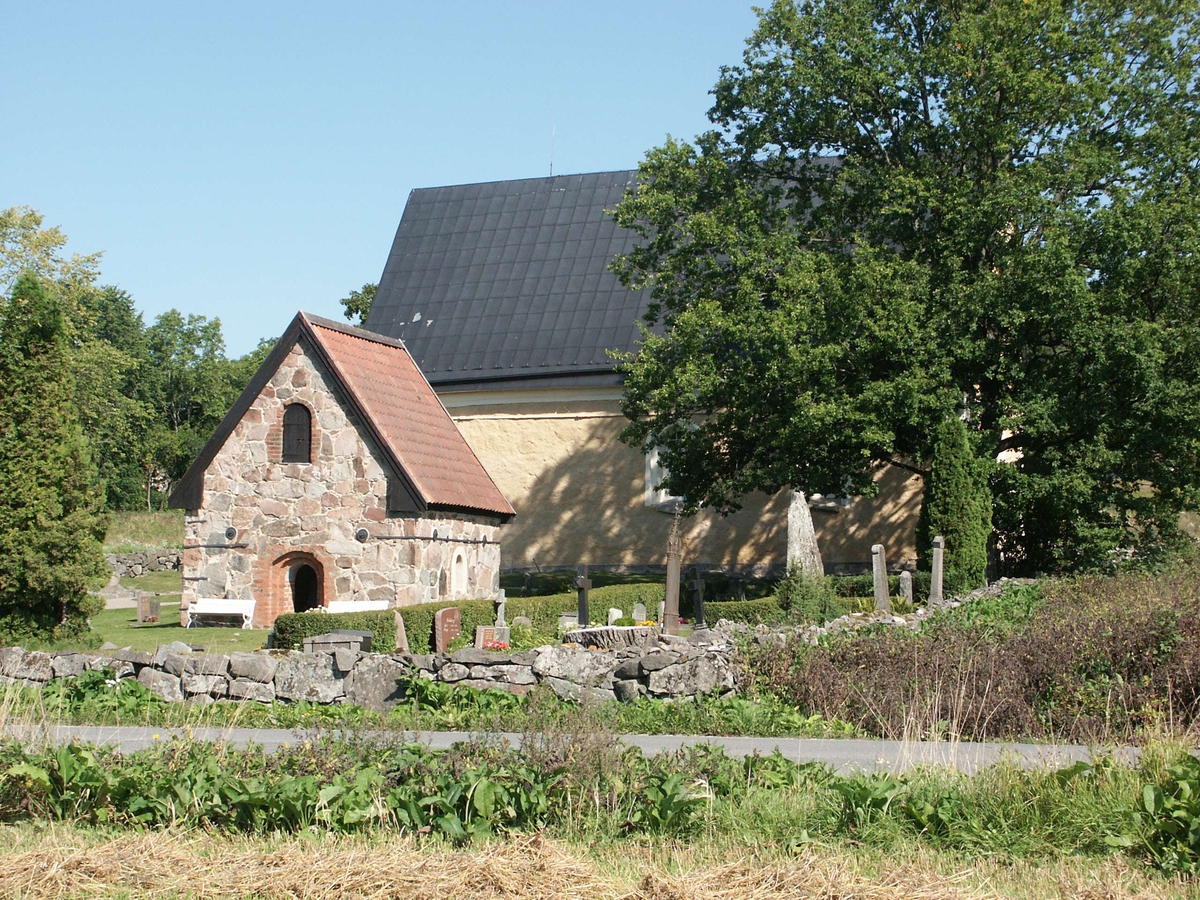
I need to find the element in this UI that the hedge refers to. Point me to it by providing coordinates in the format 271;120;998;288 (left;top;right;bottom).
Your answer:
272;611;398;652
827;572;932;603
704;597;788;626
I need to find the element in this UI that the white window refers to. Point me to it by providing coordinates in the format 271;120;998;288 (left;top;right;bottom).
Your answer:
644;445;683;512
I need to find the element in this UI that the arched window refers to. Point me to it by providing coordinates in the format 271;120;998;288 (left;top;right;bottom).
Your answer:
282;404;311;463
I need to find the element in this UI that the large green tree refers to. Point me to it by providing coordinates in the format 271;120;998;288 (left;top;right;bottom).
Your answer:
0;274;107;642
612;0;1200;574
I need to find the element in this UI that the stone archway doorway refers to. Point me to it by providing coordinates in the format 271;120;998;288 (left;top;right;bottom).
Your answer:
291;563;321;612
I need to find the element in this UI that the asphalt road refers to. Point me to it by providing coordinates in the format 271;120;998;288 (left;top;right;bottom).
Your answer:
0;724;1139;774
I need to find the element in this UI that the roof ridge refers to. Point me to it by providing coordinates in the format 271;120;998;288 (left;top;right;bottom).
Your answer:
409;168;637;193
302;312;409;351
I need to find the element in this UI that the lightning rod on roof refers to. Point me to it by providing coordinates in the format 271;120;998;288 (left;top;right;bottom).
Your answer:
550;123;555;176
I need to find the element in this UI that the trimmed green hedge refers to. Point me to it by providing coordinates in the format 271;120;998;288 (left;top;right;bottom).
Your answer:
828;572;932;602
705;597;788;626
272;611;398;652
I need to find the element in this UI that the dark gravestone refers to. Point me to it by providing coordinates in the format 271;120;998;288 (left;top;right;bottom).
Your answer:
574;565;592;629
689;567;707;628
434;607;461;654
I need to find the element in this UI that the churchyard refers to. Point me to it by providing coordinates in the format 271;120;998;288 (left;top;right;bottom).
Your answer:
0;513;1198;898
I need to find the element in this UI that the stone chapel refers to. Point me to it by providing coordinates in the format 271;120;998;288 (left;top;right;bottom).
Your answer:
168;312;514;628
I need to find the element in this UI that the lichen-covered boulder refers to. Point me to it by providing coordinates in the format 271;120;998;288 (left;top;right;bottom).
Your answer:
273;652;345;703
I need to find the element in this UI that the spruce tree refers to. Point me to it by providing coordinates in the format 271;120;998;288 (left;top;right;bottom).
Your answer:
0;273;106;642
917;416;992;596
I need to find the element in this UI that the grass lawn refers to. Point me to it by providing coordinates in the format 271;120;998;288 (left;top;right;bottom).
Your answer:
118;569;183;595
87;604;267;654
104;510;183;552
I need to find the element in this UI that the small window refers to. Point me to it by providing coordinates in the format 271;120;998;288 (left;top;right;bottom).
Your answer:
644;445;683;512
282;404;311;463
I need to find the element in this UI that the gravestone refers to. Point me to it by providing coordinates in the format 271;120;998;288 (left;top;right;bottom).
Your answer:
898;571;913;607
729;575;746;602
664;509;682;634
434;607;461;653
632;602;648;623
929;536;945;607
512;615;533;628
474;624;510;649
495;591;507;627
658;600;666;625
574;565;592;629
393;611;410;654
689;567;707;627
607;607;623;625
137;593;161;624
871;544;892;612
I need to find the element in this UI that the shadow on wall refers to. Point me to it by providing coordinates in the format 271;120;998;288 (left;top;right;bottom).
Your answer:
506;419;785;572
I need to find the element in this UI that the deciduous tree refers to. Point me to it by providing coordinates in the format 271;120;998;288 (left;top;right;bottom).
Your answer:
612;0;1200;573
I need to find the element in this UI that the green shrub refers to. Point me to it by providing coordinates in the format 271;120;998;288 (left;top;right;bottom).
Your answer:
272;611;398;652
506;594;577;632
705;597;788;626
777;572;845;625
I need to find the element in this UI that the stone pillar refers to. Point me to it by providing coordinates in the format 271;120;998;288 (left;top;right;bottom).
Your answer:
664;509;682;635
871;544;891;612
898;571;913;608
929;536;945;608
786;490;824;578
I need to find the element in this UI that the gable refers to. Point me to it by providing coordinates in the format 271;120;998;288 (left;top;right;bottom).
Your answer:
168;313;514;521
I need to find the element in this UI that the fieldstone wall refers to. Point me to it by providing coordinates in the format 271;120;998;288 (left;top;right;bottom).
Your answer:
0;631;741;711
106;551;182;578
184;339;502;628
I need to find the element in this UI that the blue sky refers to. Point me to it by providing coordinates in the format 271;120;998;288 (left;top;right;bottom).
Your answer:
1;2;759;356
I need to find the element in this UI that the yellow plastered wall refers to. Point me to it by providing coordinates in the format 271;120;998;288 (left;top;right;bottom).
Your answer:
443;388;923;572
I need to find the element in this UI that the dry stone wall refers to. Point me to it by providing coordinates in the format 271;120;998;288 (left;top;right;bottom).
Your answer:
184;340;501;627
0;634;741;711
106;551;182;578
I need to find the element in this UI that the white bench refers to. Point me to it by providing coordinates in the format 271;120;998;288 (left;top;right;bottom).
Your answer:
186;597;255;629
325;600;391;614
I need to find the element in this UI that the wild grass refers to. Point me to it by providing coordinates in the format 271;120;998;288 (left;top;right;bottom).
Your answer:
0;732;1196;893
757;558;1200;743
103;510;183;552
0;824;1187;899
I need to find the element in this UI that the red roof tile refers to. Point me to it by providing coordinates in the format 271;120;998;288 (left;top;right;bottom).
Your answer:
302;314;513;519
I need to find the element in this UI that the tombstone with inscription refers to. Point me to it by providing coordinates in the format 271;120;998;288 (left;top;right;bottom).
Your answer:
137;593;161;624
632;602;648;623
433;607;461;653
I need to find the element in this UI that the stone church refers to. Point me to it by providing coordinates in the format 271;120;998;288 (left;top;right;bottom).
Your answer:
168;312;514;628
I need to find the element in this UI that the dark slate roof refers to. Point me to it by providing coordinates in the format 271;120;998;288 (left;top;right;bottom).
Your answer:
365;170;650;390
169;312;514;520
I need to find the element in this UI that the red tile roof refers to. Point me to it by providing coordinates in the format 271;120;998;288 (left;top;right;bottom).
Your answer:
302;314;514;519
169;312;513;521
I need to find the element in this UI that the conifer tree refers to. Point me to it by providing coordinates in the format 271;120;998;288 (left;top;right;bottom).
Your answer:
0;273;106;642
917;416;992;595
